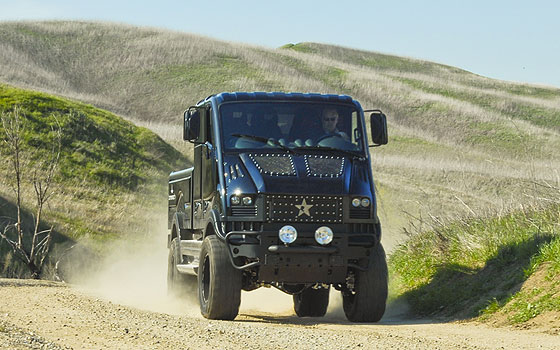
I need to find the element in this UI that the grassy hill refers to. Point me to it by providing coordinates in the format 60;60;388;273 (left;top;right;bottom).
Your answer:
0;84;185;189
0;22;559;253
0;84;189;277
389;201;560;328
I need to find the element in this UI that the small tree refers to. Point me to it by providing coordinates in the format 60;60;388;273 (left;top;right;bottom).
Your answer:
0;106;61;279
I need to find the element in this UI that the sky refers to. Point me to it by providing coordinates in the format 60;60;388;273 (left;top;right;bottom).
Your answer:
1;0;559;88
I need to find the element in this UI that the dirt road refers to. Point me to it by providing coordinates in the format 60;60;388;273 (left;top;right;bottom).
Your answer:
1;279;558;350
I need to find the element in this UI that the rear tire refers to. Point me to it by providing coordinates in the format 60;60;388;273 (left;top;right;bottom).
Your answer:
343;243;388;322
167;237;196;297
198;235;241;320
293;286;330;317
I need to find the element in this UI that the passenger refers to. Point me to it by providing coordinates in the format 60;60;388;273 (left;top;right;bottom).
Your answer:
250;109;281;139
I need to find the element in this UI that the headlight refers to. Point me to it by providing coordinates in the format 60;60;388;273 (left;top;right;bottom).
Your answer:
242;196;253;205
361;198;370;207
352;198;361;207
279;225;297;244
315;226;333;245
231;195;241;205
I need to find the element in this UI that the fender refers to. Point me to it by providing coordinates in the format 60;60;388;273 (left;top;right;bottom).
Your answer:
205;209;226;241
168;214;180;248
168;211;191;246
174;211;187;233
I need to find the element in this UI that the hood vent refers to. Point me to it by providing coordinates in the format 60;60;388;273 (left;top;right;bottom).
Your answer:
304;155;345;178
249;154;296;176
223;162;245;183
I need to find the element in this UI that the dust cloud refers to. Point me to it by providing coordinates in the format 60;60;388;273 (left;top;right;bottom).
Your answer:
66;218;199;317
61;218;407;322
62;214;294;318
240;288;293;315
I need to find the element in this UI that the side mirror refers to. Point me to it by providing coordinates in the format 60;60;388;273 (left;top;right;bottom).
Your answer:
369;110;388;146
183;107;200;142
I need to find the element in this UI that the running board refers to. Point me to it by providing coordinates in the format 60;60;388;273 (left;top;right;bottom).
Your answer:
180;239;202;256
176;263;198;276
177;239;202;276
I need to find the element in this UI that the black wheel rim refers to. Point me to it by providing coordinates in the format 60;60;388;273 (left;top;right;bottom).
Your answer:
201;255;210;303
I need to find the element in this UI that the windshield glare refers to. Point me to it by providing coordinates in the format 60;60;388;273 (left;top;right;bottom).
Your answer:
220;102;364;152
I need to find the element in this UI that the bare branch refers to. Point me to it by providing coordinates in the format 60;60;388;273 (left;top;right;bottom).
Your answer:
0;225;30;264
35;228;54;235
0;107;62;278
37;228;53;267
0;225;18;246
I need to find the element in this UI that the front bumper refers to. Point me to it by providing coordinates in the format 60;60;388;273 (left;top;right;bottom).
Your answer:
225;224;377;284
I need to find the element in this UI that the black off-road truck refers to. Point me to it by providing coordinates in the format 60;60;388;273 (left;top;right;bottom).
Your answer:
167;92;388;322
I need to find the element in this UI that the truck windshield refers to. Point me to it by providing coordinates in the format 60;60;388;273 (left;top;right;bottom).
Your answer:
220;102;365;153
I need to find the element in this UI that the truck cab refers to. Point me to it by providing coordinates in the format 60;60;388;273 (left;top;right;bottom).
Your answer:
167;92;388;321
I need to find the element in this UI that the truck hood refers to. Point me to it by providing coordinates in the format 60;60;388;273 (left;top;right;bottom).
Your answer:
223;152;371;196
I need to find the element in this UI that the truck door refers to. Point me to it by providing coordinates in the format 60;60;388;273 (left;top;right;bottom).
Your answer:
193;105;216;230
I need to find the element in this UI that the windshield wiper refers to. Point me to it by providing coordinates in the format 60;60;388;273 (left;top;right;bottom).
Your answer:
293;145;364;159
230;133;296;154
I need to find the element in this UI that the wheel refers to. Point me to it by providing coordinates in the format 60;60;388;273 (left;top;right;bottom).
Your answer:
198;235;242;320
343;243;388;322
167;237;196;297
293;286;330;317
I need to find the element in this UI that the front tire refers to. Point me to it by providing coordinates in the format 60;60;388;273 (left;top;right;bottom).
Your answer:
198;235;242;320
293;286;330;317
343;243;388;322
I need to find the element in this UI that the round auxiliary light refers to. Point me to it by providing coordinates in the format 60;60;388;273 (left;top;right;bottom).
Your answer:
242;196;253;205
352;198;361;207
231;195;241;205
315;226;334;245
279;225;297;244
361;198;371;207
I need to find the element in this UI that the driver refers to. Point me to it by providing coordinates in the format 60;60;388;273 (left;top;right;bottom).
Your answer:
319;108;348;140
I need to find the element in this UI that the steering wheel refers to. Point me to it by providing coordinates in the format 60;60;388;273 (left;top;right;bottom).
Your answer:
316;133;344;143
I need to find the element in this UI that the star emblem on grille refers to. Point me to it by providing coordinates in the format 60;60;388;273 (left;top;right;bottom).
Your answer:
295;198;313;217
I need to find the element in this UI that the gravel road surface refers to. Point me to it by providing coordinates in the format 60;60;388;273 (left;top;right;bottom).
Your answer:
1;279;558;350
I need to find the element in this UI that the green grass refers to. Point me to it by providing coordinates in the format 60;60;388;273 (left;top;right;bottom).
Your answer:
143;56;265;88
0;83;186;190
280;43;317;54
491;237;560;323
389;204;560;322
390;134;434;146
382;134;450;156
513;104;560;130
466;121;529;150
396;77;560;131
282;42;466;75
503;84;560;100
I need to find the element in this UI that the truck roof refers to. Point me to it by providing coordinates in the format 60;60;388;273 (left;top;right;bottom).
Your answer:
199;92;361;107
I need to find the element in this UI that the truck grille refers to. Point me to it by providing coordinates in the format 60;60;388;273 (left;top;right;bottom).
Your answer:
265;194;343;223
349;208;370;219
231;206;257;216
